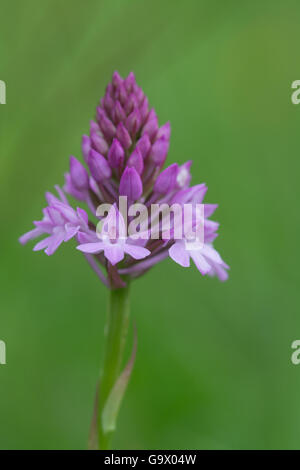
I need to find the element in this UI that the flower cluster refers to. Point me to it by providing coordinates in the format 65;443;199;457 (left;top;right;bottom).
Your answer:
20;72;229;287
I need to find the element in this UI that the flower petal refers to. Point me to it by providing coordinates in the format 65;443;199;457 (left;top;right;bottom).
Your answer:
33;237;52;252
19;227;43;245
64;224;80;241
76;242;104;254
104;245;124;265
44;233;65;256
123;244;150;260
169;241;190;267
201;244;222;264
190;250;211;275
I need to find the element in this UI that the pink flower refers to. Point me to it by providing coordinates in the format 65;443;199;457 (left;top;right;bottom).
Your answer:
169;240;229;280
76;205;150;266
19;188;89;256
20;71;229;287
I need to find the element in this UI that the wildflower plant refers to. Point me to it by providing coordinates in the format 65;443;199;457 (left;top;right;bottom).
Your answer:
20;72;229;449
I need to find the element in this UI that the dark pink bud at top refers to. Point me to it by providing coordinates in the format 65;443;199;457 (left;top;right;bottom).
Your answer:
134;85;145;105
82;135;91;163
91;133;109;155
113;100;126;123
99;114;116;140
136;134;151;159
96;106;106;121
124;72;136;92
154;163;179;194
156;122;171;141
127;148;144;175
149;137;170;165
124;93;138;115
139;96;149;123
90;120;100;134
116;83;127;106
126;109;141;136
108;138;125;168
88;149;111;182
105;82;113;97
103;93;114;115
119;166;143;201
142;114;158;141
116;122;132;149
70;156;89;190
112;71;123;88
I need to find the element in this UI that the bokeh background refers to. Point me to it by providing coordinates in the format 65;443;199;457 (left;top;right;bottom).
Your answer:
1;0;300;450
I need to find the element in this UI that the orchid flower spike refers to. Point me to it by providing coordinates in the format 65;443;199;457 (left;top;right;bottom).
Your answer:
20;71;229;287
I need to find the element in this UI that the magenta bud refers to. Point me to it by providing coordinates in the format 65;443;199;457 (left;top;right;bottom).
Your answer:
70;156;89;190
136;134;151;159
113;100;126;123
82;135;91;163
149;137;169;165
142;116;158;141
154;163;179;194
127;148;144;174
119;166;143;201
135;85;144;104
156;122;171;141
88;149;111;182
147;109;156;121
108;138;125;168
99;115;116;140
124;72;136;92
124;93;138;115
96;106;106;121
126;109;141;136
104;92;114;113
91;133;109;155
117;83;127;106
112;71;123;88
105;82;113;96
139;96;149;123
116;122;132;149
90;120;100;134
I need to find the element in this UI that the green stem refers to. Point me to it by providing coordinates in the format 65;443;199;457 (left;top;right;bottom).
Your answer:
97;284;130;450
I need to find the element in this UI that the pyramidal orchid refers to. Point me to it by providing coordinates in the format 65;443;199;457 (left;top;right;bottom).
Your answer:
19;71;229;449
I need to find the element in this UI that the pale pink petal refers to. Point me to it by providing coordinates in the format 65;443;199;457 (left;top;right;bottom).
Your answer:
201;244;222;264
33;237;51;251
76;231;98;244
169;241;190;267
204;204;218;218
54;185;69;204
47;207;65;226
45;192;61;206
123;244;150;260
19;228;43;245
64;224;80;241
53;203;78;224
190;250;211;275
76;242;104;254
45;233;65;255
208;261;229;282
213;264;229;281
104;244;124;265
34;220;53;233
76;207;89;226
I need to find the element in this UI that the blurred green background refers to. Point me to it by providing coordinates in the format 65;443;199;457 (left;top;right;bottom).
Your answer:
1;0;300;450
